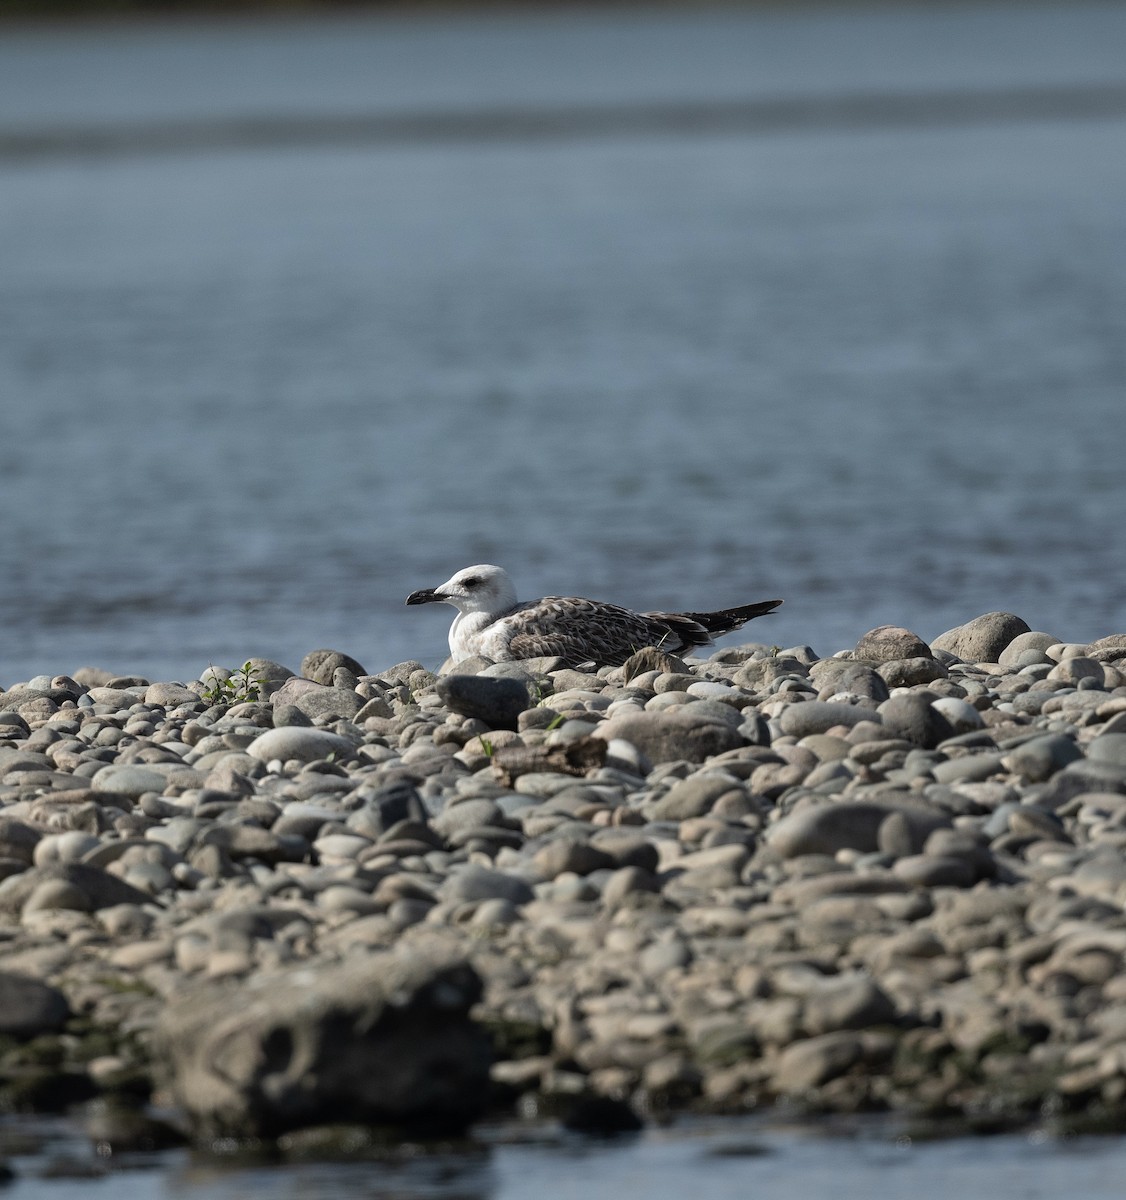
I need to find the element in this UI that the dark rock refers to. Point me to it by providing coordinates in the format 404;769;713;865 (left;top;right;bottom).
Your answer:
589;830;660;872
436;675;530;731
561;1094;644;1135
153;946;491;1137
0;972;71;1036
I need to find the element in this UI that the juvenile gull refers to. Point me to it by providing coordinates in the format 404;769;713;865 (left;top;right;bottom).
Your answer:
406;564;782;668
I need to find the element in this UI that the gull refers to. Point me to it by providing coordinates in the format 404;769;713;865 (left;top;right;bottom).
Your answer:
406;564;782;668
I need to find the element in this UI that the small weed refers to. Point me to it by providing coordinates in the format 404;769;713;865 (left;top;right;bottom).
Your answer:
545;713;566;731
201;661;262;707
480;736;495;758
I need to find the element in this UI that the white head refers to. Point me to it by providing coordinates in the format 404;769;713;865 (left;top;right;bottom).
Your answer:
405;564;518;617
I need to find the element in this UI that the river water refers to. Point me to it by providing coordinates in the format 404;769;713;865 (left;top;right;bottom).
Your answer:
1;1;1125;685
6;1114;1126;1199
1;0;1125;1190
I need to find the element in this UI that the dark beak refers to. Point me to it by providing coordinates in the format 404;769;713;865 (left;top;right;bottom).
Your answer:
405;588;443;606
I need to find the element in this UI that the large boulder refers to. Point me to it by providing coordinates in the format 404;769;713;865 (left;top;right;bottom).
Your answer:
931;612;1031;663
153;944;491;1138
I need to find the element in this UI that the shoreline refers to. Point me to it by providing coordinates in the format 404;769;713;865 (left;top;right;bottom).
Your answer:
1;610;1125;1162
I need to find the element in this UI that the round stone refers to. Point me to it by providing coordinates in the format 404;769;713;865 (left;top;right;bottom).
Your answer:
245;727;355;764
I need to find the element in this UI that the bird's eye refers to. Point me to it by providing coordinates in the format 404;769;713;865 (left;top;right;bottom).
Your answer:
461;577;480;590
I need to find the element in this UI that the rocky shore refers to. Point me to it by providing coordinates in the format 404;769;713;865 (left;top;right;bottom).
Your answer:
2;611;1126;1156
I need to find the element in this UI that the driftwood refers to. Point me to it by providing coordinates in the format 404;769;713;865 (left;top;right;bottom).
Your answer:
490;736;608;786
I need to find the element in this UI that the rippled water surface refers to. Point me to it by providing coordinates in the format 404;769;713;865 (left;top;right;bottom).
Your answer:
1;3;1124;683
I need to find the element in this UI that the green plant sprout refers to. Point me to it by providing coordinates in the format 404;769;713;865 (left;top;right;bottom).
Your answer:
201;661;262;707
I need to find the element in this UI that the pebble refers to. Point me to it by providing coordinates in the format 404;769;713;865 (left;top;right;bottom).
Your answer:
1;620;1125;1142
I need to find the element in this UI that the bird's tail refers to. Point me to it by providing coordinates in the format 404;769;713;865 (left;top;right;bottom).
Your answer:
645;598;783;654
678;598;783;636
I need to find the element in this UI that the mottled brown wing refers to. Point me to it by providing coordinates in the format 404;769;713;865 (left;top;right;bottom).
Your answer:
501;597;678;667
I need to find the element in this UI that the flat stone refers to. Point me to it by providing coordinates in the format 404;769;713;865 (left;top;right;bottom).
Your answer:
440;864;535;906
145;682;201;708
595;709;744;764
892;854;977;888
245;727;355;764
779;701;880;737
91;764;170;798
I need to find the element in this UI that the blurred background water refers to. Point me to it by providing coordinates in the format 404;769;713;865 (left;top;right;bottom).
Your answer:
1;0;1124;687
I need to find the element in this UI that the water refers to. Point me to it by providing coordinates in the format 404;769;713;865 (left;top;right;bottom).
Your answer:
6;1116;1126;1199
2;3;1126;685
